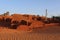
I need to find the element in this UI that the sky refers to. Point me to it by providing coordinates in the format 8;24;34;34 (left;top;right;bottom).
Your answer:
0;0;60;17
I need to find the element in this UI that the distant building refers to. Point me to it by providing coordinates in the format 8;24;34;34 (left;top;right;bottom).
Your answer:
0;11;10;16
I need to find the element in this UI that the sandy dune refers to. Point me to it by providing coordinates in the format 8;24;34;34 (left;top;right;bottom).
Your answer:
0;13;60;40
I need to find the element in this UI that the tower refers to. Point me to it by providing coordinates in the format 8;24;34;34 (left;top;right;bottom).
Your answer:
45;9;48;21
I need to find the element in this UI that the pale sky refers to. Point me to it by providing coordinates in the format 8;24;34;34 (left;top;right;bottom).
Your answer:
0;0;60;17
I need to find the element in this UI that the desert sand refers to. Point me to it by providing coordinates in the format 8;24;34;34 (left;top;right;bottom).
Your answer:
0;13;60;40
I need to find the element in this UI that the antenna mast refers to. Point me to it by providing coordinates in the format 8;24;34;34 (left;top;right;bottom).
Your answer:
45;9;48;21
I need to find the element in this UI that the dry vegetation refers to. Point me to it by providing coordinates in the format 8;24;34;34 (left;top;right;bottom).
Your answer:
0;12;60;40
0;28;60;40
0;13;59;31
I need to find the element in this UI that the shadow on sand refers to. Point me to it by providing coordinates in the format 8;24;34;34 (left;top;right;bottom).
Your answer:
29;26;60;34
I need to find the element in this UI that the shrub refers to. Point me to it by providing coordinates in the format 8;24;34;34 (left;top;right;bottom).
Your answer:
20;20;27;25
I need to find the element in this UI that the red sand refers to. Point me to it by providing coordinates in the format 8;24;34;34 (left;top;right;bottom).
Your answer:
0;14;60;31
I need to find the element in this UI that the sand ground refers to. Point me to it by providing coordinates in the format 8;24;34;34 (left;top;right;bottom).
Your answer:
0;28;60;40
